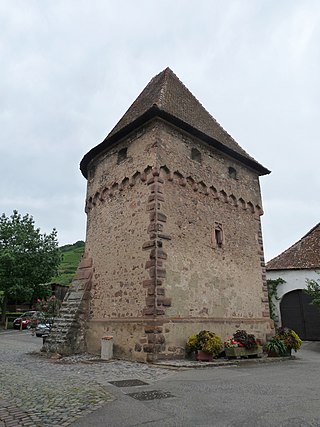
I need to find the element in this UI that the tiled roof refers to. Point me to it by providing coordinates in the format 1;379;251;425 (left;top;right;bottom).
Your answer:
266;223;320;270
80;68;270;178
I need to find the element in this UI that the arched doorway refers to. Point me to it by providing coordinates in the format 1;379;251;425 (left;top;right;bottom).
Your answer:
280;290;320;340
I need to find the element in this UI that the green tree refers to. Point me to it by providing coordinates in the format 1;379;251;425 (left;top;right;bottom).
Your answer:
0;210;60;323
305;275;320;308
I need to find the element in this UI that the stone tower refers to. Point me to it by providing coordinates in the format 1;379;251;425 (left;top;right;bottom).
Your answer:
46;68;273;361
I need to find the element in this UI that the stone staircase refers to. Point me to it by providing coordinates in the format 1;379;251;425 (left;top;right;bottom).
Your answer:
42;253;93;355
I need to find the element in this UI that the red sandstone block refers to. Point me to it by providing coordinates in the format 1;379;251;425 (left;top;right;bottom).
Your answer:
157;249;167;259
145;259;156;269
157;296;171;306
147;177;155;185
150;184;163;194
143;279;155;288
262;311;270;317
147;286;155;295
157;212;167;222
143;344;154;352
158;233;171;240
142;240;156;250
146;296;155;307
143;308;156;316
156;268;166;278
149;267;156;278
147;223;156;233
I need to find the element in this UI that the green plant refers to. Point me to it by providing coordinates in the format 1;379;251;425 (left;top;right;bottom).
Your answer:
0;210;60;323
305;275;320;308
36;295;61;317
266;337;288;356
275;327;302;352
232;330;258;350
186;330;223;355
267;278;285;321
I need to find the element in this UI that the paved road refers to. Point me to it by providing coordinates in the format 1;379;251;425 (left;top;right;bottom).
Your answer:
1;330;320;426
0;330;173;426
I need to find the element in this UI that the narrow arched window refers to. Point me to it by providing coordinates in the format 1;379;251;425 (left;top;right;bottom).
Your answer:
191;148;202;163
117;147;127;164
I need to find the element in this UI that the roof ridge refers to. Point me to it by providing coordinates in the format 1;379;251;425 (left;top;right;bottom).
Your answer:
157;67;170;106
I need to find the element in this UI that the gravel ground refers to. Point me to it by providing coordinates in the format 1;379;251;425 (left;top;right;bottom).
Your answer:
0;330;173;426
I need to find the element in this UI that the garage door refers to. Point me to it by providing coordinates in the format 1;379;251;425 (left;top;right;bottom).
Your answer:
280;290;320;340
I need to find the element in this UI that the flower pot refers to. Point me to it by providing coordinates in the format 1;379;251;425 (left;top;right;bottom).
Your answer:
196;350;213;362
225;346;262;359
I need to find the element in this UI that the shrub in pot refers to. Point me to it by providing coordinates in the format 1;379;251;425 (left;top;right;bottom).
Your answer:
265;337;288;357
186;330;223;361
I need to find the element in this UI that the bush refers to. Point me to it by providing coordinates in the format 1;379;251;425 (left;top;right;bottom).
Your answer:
186;330;223;356
275;327;302;352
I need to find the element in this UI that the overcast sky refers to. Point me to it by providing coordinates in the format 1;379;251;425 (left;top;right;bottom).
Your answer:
1;0;319;261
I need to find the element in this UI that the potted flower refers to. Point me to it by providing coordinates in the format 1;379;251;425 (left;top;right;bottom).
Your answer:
275;327;302;354
265;336;288;357
224;330;262;358
186;330;223;361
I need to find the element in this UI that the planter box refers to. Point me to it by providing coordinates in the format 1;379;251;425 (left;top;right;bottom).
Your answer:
225;346;262;359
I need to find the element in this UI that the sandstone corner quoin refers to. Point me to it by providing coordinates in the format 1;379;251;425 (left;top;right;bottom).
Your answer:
44;68;273;361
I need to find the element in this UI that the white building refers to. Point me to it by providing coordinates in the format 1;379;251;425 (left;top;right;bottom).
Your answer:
266;223;320;340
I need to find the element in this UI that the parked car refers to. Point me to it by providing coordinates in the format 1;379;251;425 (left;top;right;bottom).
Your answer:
35;322;51;337
13;311;45;330
13;311;37;329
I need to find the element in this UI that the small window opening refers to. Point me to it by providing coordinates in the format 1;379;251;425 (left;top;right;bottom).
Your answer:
191;148;202;163
117;147;128;164
228;167;237;179
214;222;224;248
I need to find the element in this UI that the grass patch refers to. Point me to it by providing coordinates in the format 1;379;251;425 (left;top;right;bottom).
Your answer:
50;241;85;286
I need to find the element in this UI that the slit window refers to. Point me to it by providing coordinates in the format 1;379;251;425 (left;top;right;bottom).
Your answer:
213;222;224;248
191;148;202;163
117;147;128;164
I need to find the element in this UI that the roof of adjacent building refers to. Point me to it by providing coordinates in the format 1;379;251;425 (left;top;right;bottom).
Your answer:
266;223;320;270
80;67;270;178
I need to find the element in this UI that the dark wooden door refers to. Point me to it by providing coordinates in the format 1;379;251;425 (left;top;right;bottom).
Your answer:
280;290;320;340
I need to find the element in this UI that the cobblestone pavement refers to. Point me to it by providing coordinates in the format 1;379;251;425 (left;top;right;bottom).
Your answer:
0;330;173;426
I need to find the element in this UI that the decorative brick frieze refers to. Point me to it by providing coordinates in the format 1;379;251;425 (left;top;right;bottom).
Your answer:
85;165;262;218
